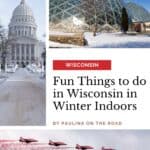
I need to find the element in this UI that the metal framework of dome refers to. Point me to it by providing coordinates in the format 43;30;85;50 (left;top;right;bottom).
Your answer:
50;0;124;31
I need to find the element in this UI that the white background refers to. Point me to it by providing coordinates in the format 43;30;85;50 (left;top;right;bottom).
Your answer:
47;49;150;129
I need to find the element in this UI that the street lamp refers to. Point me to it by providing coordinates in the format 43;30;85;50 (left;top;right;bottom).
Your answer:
41;48;46;78
1;51;7;71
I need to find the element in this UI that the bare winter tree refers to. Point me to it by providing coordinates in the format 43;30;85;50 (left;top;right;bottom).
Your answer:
80;0;103;36
0;26;9;71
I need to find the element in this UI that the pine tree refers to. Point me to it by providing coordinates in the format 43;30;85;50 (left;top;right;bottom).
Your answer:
121;7;129;33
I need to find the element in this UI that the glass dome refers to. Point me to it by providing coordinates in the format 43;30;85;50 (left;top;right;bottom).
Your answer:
50;0;124;31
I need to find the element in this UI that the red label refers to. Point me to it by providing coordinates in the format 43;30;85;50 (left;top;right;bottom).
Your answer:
53;60;111;70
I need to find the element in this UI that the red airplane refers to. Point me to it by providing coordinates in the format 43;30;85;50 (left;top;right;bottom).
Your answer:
49;140;67;146
19;137;38;144
101;147;115;150
76;144;94;150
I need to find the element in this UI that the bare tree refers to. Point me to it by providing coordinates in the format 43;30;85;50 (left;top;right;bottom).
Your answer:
80;0;103;36
0;26;9;71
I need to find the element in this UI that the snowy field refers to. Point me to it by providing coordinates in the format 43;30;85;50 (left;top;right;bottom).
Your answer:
50;32;150;48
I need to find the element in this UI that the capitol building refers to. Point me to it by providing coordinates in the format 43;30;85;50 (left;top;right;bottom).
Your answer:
8;0;44;66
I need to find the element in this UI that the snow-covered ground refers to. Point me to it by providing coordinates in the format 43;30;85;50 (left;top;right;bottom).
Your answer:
0;68;45;125
85;32;150;48
50;32;150;48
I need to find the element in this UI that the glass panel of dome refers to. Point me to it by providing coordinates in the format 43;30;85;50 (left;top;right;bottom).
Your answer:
63;13;71;19
68;0;80;5
67;8;80;15
64;3;73;10
55;14;62;20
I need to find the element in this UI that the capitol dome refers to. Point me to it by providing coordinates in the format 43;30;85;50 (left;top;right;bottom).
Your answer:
13;0;33;16
7;0;45;67
9;0;37;39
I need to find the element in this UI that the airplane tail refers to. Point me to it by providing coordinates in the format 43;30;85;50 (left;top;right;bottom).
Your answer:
76;144;81;149
49;140;54;145
19;137;24;142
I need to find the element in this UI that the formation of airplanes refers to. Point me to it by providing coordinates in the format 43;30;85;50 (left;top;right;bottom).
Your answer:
16;137;115;150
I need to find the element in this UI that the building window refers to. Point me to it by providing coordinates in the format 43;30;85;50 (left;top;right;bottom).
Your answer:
16;44;20;56
11;55;15;60
26;44;29;55
22;44;24;55
18;30;20;36
31;44;35;56
31;57;35;61
11;44;15;60
11;45;15;54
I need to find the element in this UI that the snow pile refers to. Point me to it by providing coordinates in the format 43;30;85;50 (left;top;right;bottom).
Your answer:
84;32;150;48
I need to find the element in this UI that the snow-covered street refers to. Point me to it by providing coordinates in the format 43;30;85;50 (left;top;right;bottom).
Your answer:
0;68;45;126
50;32;150;48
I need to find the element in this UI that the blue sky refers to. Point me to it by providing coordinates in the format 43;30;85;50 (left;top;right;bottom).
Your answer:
131;0;150;11
0;130;150;150
0;0;46;41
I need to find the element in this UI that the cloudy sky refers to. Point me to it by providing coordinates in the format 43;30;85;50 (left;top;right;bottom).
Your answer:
0;130;150;150
0;0;46;40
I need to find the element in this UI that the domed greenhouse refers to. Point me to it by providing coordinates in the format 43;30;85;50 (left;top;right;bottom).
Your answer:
50;0;124;32
49;0;150;32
